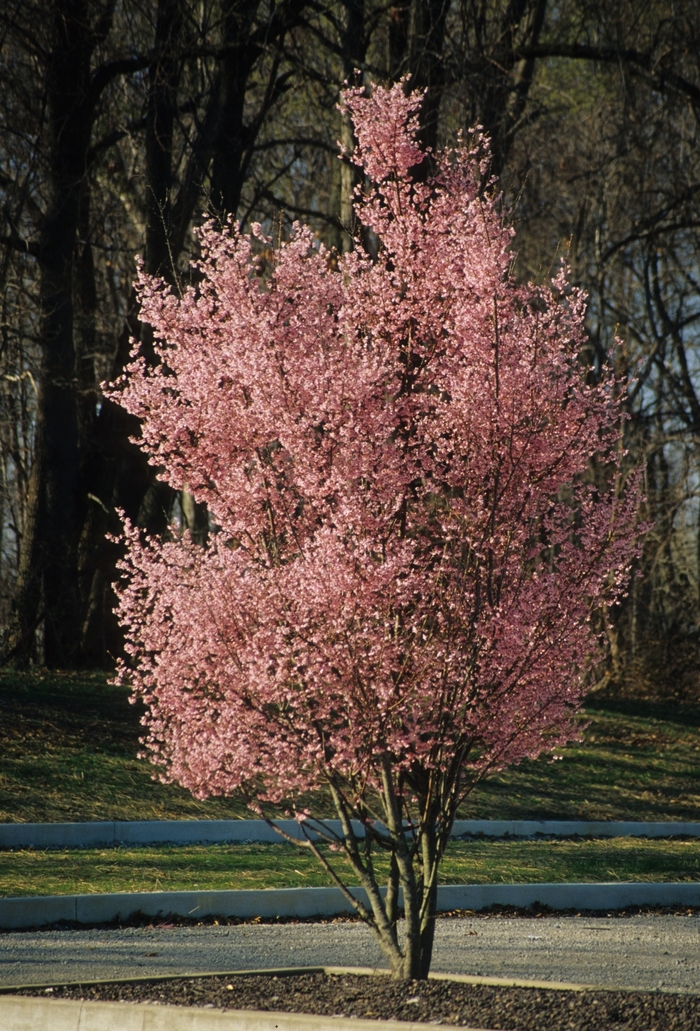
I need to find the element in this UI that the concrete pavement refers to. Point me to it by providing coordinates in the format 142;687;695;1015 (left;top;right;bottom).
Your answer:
1;914;699;994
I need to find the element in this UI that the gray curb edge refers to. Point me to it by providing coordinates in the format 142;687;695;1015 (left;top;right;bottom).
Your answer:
0;964;595;1031
0;964;593;994
1;882;699;931
3;819;700;850
0;995;492;1031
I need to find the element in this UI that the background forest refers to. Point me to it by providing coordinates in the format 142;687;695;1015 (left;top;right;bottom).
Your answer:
0;0;699;700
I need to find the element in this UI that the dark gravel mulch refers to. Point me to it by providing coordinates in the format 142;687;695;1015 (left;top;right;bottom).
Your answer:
13;972;700;1030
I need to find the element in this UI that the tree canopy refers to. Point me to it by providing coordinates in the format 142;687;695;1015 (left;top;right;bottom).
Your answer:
1;0;697;699
112;83;642;979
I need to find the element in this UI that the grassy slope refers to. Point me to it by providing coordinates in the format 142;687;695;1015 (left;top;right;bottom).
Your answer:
1;671;699;898
459;699;700;822
0;671;250;822
0;671;699;824
0;839;698;897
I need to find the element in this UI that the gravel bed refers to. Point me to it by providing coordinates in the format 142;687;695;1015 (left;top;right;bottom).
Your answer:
13;971;700;1030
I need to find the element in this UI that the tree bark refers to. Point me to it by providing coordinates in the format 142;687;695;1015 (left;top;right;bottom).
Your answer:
4;0;97;666
144;0;187;282
407;0;449;155
78;0;311;664
477;0;548;177
79;0;189;663
338;0;366;251
209;0;262;219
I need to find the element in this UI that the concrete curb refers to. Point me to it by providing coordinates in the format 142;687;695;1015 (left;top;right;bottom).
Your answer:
2;818;699;850
0;965;593;996
0;965;593;1031
1;881;698;931
0;995;491;1031
451;819;700;839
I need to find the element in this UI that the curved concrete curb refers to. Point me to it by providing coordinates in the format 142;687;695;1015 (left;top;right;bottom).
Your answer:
1;881;698;930
0;964;591;1031
0;965;593;996
2;818;699;850
0;995;491;1031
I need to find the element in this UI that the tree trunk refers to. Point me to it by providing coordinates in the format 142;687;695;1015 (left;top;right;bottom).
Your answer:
79;306;175;665
4;429;45;665
407;0;449;155
79;0;189;663
381;0;448;174
338;0;366;252
78;0;310;663
144;0;186;282
181;490;209;545
209;0;261;219
4;0;95;667
471;0;548;177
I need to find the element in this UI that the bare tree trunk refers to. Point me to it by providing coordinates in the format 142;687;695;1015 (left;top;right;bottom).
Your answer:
78;0;311;664
380;0;449;176
144;0;186;282
338;0;366;251
4;431;45;665
4;0;96;666
181;489;208;545
477;0;548;176
407;0;449;155
208;0;262;219
79;0;188;663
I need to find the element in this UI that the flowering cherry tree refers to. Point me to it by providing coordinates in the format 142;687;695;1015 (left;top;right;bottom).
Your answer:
111;83;642;979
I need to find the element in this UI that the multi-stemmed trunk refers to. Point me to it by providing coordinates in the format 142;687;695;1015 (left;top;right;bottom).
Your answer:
295;760;458;980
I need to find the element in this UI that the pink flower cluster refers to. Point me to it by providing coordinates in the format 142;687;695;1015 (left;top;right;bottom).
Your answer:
111;82;642;809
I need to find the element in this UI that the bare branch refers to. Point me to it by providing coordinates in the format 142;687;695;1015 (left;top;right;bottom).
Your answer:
514;43;700;108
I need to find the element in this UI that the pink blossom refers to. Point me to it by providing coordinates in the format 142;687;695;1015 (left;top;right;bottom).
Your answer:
109;81;643;979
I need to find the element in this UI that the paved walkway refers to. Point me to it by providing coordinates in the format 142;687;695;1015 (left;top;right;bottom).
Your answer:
1;915;698;993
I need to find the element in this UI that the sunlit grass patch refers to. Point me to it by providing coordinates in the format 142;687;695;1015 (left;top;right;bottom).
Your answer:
1;671;699;824
459;699;700;822
1;838;698;898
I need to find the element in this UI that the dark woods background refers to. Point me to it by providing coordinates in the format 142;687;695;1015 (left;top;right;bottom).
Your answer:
1;0;699;702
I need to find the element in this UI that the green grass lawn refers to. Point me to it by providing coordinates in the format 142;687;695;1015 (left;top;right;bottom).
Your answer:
1;670;699;824
1;839;698;897
459;697;700;823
